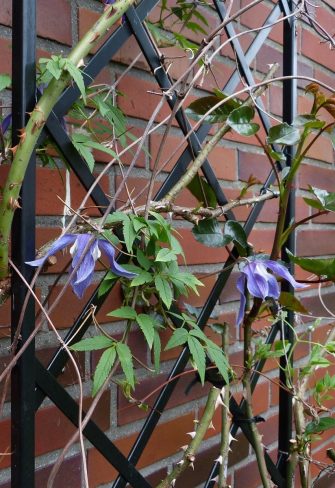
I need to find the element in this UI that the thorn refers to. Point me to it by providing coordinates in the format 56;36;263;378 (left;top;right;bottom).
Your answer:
229;433;237;444
180;445;188;451
211;476;219;483
187;431;196;439
215;389;225;409
208;421;215;430
170;479;176;487
177;459;184;466
215;455;223;465
189;462;195;470
10;145;18;155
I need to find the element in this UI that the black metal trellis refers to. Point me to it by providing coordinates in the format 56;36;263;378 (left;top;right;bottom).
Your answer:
9;0;297;486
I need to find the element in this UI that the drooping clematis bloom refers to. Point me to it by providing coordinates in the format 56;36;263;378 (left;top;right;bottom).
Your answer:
26;233;137;298
236;258;306;326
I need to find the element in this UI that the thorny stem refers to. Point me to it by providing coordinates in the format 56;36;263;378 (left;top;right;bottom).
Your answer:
218;324;231;488
156;387;220;488
0;0;136;279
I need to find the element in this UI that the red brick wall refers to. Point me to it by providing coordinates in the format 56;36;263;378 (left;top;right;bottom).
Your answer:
0;1;334;487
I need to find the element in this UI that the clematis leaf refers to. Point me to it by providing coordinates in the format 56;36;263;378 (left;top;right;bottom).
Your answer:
116;342;135;389
70;335;114;351
136;314;156;349
188;336;206;385
107;306;137;320
92;346;116;396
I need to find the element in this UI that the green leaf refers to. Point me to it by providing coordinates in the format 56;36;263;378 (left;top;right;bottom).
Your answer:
64;59;86;102
116;342;135;389
122;217;137;253
206;343;230;384
186;95;240;124
192;219;232;247
227;106;260;136
136;314;156;349
70;335;114;351
267;123;300;145
303;197;324;210
305;417;335;435
155;248;178;262
0;74;11;92
279;292;308;314
71;133;95;171
107;306;137;320
97;272;118;298
92;346;116;396
187;174;217;207
136;249;152;270
287;250;335;281
153;330;161;373
155;275;173;309
224;221;248;249
293;114;325;130
165;327;189;350
188;336;206;385
130;271;153;287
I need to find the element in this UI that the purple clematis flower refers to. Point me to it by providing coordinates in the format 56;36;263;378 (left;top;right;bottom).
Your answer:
26;233;137;298
236;258;306;326
1;113;12;135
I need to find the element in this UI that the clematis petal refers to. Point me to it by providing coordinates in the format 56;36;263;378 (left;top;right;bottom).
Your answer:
98;239;137;278
236;275;247;326
26;234;76;267
243;262;269;299
70;234;93;271
266;272;280;299
72;270;95;299
73;242;98;285
264;260;306;290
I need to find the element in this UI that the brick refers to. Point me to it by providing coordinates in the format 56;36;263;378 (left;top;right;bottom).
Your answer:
87;413;195;486
1;0;72;44
299;164;335;192
0;455;82;488
177;228;228;265
234;458;263;488
149;133;188;173
48;281;123;329
0;417;10;469
238;149;269;182
256;44;283;77
240;0;271;30
117;75;172;123
0;38;12;74
269;83;283;116
301;30;335;70
305;135;334;164
297;229;335;257
37;0;72;45
301;291;335;319
207;145;238;181
36;167;66;215
34;455;82;488
249;228;276;254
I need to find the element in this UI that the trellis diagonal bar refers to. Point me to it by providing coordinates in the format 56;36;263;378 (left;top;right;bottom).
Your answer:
11;1;37;487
